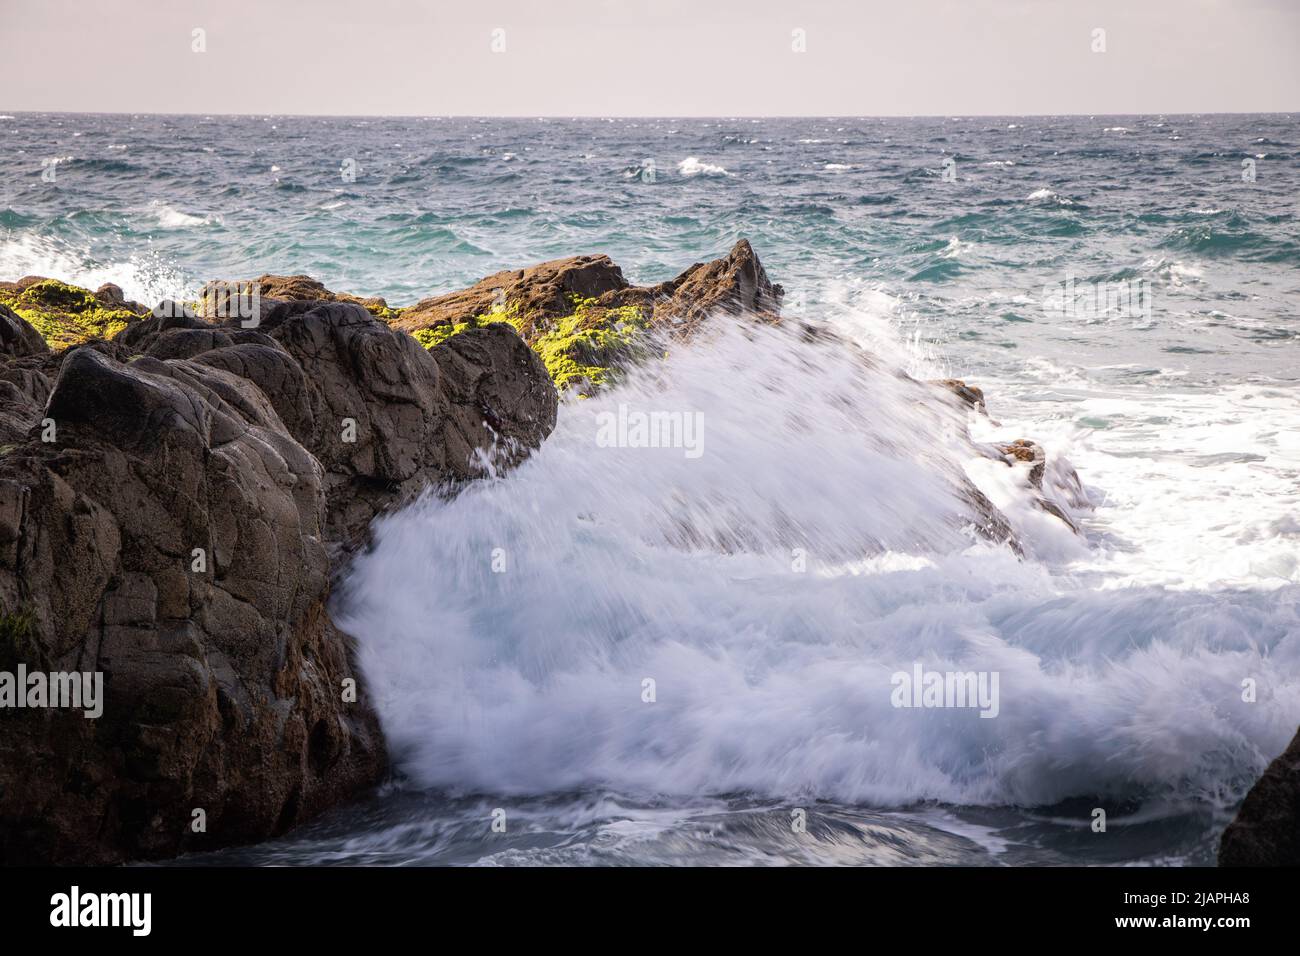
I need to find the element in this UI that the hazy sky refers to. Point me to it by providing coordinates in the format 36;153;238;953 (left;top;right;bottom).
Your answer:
3;0;1298;116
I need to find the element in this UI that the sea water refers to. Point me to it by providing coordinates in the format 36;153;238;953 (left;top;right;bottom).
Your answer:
3;113;1297;865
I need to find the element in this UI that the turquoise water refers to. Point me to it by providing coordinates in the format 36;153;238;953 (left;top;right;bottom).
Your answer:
4;113;1299;866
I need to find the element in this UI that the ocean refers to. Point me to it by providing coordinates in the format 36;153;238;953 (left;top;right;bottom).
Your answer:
3;112;1298;866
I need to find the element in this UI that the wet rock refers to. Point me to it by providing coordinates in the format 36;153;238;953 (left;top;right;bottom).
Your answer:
1219;728;1300;866
933;378;987;413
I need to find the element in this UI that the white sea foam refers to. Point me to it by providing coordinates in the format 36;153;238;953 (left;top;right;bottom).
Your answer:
146;200;220;229
341;303;1300;811
0;233;191;306
677;157;730;177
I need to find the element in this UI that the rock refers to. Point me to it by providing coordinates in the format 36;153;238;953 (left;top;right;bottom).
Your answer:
991;439;1088;532
113;308;211;353
1219;727;1300;866
997;439;1044;481
929;377;1087;537
0;303;49;359
645;237;784;332
397;254;630;337
934;378;987;413
394;239;784;391
0;278;149;351
0;299;557;863
200;274;396;321
93;283;146;314
0;346;381;863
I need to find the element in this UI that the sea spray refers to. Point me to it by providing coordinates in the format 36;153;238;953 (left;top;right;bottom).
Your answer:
337;316;1300;809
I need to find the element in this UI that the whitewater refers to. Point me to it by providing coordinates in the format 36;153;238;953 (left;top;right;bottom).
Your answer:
2;112;1296;864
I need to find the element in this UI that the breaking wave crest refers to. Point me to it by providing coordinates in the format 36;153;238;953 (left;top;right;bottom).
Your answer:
339;312;1300;810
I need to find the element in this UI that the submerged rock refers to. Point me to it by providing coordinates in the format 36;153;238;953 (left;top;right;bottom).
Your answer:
993;439;1087;532
0;300;556;863
1219;728;1300;866
933;378;987;414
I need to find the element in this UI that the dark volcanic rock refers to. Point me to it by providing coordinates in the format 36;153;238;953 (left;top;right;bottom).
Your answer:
645;237;784;332
396;254;632;337
393;238;785;376
0;301;556;863
200;274;396;321
1219;728;1300;866
0;303;49;359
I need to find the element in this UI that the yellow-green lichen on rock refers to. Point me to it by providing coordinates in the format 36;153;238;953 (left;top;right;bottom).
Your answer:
423;295;653;394
0;278;144;350
525;298;652;391
395;240;784;396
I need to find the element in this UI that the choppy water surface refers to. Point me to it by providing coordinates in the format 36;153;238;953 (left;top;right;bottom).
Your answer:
4;113;1297;866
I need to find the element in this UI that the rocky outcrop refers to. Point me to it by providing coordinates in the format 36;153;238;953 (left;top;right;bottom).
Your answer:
394;238;784;390
0;299;556;864
200;274;398;321
0;240;1087;864
0;277;150;350
1219;728;1300;866
924;375;1087;538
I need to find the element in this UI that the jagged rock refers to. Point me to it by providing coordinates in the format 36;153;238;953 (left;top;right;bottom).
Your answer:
393;239;784;390
1219;728;1300;866
998;439;1046;486
0;346;374;863
216;302;556;544
396;254;630;336
991;439;1088;532
0;301;557;863
929;378;1086;537
643;237;784;332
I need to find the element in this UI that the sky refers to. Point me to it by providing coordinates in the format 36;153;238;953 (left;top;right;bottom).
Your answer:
2;0;1298;116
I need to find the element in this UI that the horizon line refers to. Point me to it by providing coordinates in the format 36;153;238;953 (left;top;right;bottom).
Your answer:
2;109;1296;121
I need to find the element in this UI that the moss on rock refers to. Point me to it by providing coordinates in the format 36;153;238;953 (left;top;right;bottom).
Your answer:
421;296;652;394
0;278;144;350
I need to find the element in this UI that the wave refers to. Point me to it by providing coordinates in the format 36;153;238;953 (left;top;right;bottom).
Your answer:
677;157;730;178
0;233;191;305
339;308;1300;811
144;200;222;229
